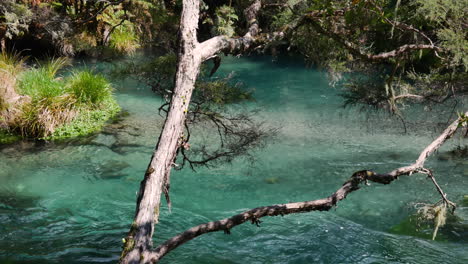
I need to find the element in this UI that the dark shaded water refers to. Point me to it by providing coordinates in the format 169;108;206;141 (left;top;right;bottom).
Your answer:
0;56;467;264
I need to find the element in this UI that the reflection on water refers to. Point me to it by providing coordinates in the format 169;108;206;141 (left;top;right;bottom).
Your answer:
0;56;467;264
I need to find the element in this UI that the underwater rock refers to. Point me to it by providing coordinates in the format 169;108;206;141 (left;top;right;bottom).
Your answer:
0;192;38;210
109;140;145;155
264;177;280;184
437;146;468;161
90;134;117;148
96;160;130;179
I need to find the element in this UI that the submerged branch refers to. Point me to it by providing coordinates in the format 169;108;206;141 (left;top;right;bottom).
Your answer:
144;112;467;262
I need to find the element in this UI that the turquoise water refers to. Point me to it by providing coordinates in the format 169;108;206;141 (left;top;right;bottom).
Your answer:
0;56;467;264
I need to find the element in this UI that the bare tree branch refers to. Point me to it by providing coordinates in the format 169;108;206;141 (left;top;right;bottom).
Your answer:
304;16;443;62
143;111;467;263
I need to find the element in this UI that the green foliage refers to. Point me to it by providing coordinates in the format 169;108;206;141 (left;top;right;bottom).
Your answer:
97;8;140;54
110;53;177;93
1;54;119;141
195;79;253;106
416;0;468;70
70;31;98;53
0;0;33;39
112;53;253;107
437;28;468;70
68;70;113;105
17;69;64;99
214;5;238;37
0;50;26;75
341;76;388;108
459;112;468;128
17;57;70;100
16;94;77;138
50;97;120;140
41;57;71;78
109;24;140;54
271;8;294;30
0;130;20;144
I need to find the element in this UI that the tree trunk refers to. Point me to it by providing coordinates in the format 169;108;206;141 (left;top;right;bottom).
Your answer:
120;1;262;263
120;1;202;263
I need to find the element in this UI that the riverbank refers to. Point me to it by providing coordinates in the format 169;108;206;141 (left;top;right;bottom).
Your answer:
0;53;120;143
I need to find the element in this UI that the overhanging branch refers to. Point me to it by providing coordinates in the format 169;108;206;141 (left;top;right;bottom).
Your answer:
144;111;466;263
304;17;443;62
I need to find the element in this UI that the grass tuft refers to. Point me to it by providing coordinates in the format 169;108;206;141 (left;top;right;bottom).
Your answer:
16;95;78;138
40;57;71;78
109;24;140;54
0;50;26;76
1;54;120;142
17;68;64;99
68;70;113;105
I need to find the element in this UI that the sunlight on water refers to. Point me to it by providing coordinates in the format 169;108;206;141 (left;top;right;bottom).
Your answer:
0;55;467;264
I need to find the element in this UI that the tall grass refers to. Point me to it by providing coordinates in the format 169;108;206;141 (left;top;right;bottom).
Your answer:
68;70;113;105
0;54;119;140
17;57;70;100
17;69;64;99
17;95;78;138
40;57;71;78
0;50;26;76
109;24;140;54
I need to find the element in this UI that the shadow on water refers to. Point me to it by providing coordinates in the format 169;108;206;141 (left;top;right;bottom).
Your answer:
0;192;39;211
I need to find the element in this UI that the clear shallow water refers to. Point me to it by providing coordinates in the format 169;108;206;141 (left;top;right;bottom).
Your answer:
0;56;467;264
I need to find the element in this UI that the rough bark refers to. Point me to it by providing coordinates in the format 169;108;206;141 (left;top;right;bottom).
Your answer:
144;111;467;263
120;1;262;263
120;1;202;263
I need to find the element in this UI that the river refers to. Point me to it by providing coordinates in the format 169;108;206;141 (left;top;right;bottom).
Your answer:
0;55;467;263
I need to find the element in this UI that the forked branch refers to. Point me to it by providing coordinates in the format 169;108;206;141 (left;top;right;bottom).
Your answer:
144;111;466;263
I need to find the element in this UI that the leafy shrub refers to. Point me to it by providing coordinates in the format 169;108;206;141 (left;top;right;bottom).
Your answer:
0;0;33;40
213;5;238;37
68;70;113;105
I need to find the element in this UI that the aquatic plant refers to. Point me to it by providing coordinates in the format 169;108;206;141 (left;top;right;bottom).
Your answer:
416;202;449;240
50;98;120;139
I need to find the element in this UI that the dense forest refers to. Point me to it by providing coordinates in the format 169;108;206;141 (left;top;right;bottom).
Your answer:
0;1;467;264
